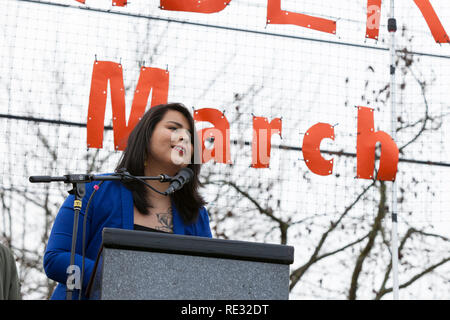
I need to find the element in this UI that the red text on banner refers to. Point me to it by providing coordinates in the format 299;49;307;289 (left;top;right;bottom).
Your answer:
76;0;127;5
302;122;335;176
413;0;450;43
366;0;382;40
112;0;128;6
193;108;232;164
160;0;231;13
356;106;399;181
266;0;336;34
251;116;282;168
87;61;169;151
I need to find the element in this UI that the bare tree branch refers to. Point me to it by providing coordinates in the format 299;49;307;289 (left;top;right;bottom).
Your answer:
208;179;290;244
348;181;387;299
289;180;377;290
398;67;431;153
376;257;450;299
375;227;450;299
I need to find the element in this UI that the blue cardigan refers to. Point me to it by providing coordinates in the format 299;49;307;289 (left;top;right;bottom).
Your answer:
44;179;212;300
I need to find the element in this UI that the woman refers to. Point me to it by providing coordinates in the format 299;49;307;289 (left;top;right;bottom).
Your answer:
44;103;212;300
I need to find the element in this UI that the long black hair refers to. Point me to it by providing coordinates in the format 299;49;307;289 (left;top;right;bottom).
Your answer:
115;103;207;224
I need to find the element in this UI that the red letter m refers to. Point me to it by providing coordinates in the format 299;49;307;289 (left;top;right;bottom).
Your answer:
87;61;169;151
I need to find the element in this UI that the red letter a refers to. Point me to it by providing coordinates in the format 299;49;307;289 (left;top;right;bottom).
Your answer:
193;108;232;164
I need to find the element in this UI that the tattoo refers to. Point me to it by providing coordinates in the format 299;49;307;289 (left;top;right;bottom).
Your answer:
155;207;173;233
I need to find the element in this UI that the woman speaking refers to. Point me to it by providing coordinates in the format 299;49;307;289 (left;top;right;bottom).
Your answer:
44;103;212;300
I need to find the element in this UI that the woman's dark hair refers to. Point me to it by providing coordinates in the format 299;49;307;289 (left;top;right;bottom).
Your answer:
115;103;207;224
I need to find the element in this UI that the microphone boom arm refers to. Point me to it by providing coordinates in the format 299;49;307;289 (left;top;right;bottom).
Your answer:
28;171;174;300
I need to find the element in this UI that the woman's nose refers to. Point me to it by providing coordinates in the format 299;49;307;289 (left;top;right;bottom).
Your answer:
174;129;191;143
180;130;191;142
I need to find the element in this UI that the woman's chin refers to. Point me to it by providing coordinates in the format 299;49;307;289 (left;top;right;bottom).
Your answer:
170;152;190;167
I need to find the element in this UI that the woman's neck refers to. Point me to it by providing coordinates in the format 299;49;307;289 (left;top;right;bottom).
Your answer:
144;164;177;201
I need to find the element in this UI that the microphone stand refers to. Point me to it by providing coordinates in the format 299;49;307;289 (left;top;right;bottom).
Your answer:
29;172;172;300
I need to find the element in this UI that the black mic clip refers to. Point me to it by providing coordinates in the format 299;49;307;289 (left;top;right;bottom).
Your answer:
114;168;134;183
158;174;172;183
63;174;92;184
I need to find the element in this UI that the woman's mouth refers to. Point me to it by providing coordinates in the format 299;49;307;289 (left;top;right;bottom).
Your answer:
172;145;185;155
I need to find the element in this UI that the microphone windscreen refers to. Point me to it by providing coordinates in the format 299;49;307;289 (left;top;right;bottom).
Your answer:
179;167;194;182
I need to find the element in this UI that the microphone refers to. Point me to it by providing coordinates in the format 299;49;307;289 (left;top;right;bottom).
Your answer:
164;167;194;195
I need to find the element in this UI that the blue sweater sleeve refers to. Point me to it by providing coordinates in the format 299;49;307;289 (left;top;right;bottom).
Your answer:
199;206;213;238
44;184;97;292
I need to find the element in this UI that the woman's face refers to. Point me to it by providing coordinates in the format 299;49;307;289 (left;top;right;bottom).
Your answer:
147;110;193;169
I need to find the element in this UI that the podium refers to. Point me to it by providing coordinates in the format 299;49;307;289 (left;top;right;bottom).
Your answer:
87;228;294;300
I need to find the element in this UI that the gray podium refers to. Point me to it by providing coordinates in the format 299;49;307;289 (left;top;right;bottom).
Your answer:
87;228;294;300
